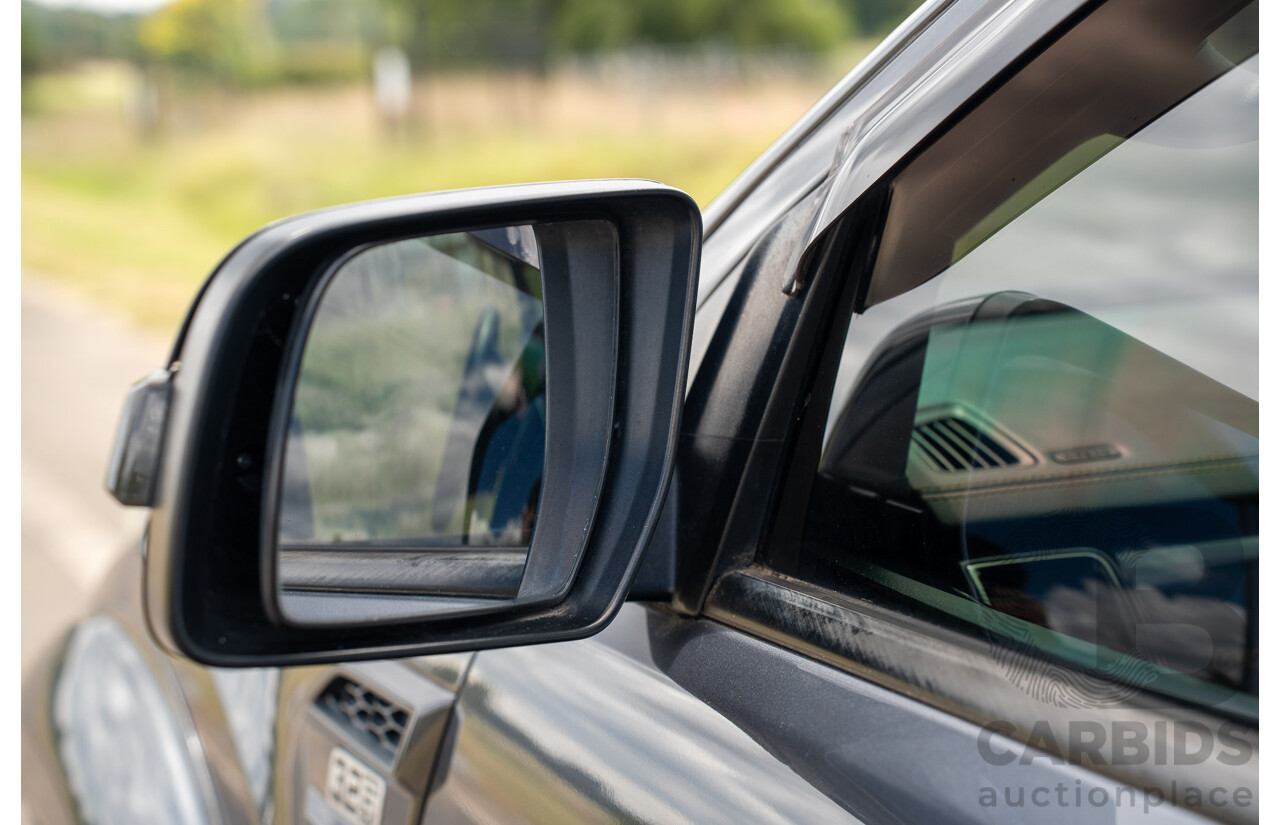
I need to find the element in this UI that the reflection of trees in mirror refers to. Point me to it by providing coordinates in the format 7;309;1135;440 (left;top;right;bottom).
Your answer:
280;228;545;548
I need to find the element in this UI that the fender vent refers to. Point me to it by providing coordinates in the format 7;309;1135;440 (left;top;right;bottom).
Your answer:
317;677;409;760
912;407;1033;472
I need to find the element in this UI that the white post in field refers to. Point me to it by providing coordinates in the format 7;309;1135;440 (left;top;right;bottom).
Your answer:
373;46;412;132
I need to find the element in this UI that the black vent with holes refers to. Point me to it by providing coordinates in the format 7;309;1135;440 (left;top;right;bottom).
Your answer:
912;415;1023;471
317;677;410;760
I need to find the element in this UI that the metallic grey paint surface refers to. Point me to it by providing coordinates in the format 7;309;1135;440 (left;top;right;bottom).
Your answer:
422;603;1213;825
408;653;477;694
421;603;856;825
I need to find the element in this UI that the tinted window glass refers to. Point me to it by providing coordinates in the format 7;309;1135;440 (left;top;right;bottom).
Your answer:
797;3;1256;714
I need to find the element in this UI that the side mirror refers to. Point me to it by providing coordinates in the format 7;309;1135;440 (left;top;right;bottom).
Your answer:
110;181;700;666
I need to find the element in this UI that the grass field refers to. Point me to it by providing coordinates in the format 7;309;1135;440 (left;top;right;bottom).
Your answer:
22;55;860;335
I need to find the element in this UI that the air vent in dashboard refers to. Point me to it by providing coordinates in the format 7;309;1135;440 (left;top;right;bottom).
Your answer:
317;676;410;761
912;406;1034;472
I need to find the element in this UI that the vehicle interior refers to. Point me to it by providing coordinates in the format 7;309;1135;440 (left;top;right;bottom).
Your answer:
805;291;1258;701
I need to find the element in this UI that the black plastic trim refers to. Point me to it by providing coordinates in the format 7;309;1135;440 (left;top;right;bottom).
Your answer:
278;549;526;597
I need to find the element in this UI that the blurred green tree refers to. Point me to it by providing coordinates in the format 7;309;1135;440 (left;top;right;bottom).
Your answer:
138;0;273;84
837;0;920;36
558;0;851;50
21;1;142;72
378;0;852;73
21;0;918;88
376;0;554;71
21;6;44;77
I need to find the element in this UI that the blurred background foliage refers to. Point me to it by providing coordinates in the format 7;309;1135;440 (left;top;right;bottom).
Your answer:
22;0;919;334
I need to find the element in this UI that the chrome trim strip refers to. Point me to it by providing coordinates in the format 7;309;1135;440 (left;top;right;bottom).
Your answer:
701;0;960;237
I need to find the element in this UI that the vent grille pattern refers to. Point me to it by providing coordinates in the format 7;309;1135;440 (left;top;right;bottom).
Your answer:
912;415;1024;472
318;677;409;760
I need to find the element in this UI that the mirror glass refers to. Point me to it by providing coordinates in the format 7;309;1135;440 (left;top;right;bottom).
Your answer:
274;226;547;614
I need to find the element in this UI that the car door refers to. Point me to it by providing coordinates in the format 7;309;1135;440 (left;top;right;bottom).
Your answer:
416;0;1258;822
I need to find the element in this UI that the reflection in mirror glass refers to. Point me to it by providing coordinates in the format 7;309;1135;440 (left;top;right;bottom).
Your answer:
278;226;546;554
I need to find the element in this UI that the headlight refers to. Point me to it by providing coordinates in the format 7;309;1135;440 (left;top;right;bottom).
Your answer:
53;616;212;825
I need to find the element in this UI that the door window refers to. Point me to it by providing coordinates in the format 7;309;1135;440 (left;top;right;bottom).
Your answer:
792;0;1257;715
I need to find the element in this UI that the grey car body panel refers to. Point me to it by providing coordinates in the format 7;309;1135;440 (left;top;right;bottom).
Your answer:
423;603;1210;825
23;554;1228;825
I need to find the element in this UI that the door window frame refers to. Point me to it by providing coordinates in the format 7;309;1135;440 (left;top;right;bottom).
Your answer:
695;0;1258;810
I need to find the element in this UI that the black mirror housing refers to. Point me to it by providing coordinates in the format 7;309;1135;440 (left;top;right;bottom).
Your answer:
139;180;700;666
